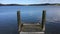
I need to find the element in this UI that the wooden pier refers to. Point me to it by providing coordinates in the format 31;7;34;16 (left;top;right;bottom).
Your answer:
17;10;46;34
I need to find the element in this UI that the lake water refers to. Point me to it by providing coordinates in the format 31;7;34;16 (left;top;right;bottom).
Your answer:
0;6;60;34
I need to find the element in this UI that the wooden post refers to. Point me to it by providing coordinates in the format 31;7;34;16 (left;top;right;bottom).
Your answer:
41;10;46;31
17;10;21;34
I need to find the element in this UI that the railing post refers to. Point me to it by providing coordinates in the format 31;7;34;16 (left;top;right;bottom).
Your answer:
17;10;21;34
41;10;46;31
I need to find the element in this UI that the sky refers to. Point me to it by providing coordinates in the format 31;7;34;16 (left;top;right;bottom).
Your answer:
0;0;60;4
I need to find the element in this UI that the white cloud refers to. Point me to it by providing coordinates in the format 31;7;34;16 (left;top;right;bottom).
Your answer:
0;0;60;4
48;0;60;3
0;0;48;4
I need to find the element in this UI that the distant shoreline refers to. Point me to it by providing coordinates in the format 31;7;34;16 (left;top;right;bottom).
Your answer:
0;3;60;6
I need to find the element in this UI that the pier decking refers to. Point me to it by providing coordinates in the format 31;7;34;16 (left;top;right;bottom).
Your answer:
20;32;44;34
20;24;41;32
17;10;46;34
20;24;44;34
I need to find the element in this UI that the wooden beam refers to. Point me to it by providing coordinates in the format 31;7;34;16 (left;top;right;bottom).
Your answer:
17;10;21;34
41;10;46;31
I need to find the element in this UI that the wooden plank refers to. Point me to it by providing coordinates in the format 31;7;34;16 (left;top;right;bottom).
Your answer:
22;25;41;32
20;32;44;34
23;24;40;25
19;24;43;32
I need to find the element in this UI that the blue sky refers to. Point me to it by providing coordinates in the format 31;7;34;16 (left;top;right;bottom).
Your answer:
0;0;60;4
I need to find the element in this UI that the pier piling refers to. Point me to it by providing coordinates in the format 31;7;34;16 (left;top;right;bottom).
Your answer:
41;10;46;31
17;10;21;34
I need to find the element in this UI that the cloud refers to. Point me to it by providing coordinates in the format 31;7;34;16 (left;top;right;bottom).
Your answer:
48;0;60;3
0;0;60;4
0;0;18;4
0;0;48;4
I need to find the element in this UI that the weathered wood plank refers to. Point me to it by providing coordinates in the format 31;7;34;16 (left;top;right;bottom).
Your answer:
22;25;41;32
20;32;44;34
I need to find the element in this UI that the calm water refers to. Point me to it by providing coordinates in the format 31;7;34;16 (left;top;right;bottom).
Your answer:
0;6;60;34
